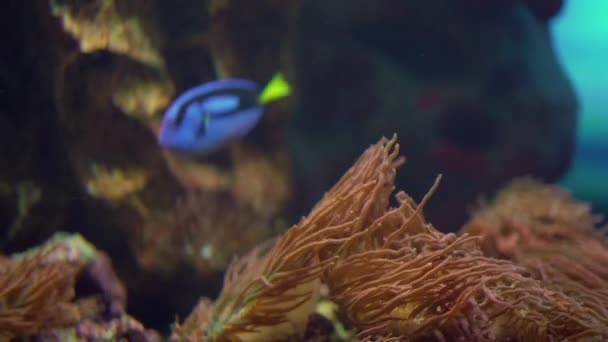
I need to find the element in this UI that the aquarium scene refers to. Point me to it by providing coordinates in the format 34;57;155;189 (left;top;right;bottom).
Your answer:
2;0;608;340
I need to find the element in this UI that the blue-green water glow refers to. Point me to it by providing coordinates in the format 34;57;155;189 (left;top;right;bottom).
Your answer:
553;1;608;212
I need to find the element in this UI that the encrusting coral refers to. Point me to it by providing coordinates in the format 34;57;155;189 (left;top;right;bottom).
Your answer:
174;136;608;341
51;0;164;68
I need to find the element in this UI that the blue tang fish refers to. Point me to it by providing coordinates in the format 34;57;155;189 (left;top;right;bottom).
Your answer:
158;72;291;154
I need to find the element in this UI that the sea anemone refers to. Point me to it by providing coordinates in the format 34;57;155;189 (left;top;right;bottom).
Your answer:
173;136;403;341
327;203;608;340
322;147;608;340
462;179;608;328
0;246;80;339
175;136;608;341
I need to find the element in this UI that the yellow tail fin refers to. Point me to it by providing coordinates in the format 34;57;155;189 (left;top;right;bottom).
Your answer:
258;72;291;104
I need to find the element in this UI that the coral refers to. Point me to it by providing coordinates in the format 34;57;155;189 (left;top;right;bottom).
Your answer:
86;251;128;316
172;213;332;340
86;164;148;201
171;136;404;341
461;179;608;325
37;314;162;342
318;140;608;340
20;233;98;265
0;234;90;339
172;241;326;341
172;299;215;341
1;232;160;340
110;67;175;120
50;0;164;67
175;136;608;341
328;219;608;340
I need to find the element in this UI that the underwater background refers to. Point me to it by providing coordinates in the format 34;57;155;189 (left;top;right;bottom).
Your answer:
1;0;607;340
554;0;608;216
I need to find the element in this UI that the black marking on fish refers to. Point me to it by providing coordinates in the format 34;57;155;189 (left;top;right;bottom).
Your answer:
196;113;207;138
173;87;260;127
